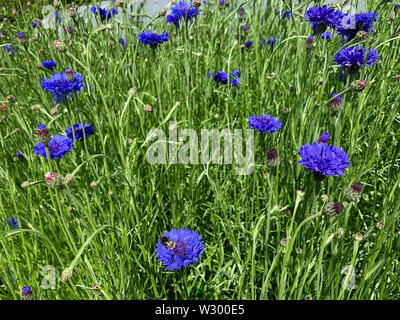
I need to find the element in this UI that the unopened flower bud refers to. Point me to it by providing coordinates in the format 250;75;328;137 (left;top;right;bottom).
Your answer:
69;7;76;17
90;181;97;188
21;181;31;188
376;222;384;230
350;79;367;92
61;267;73;281
323;202;344;218
159;8;167;16
64;174;75;185
37;124;51;144
345;182;362;202
21;286;33;300
280;238;288;247
45;172;64;189
296;248;303;254
54;40;66;52
266;148;280;167
354;232;363;241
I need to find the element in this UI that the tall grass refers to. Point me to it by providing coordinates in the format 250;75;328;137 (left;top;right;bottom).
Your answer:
0;0;399;300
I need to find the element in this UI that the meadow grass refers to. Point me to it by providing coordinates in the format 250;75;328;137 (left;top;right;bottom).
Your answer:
0;0;400;300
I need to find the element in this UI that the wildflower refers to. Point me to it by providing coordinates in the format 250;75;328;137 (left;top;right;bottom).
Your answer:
208;71;228;84
64;174;75;185
21;286;33;300
306;35;314;50
34;134;73;160
69;7;77;17
321;31;332;40
65;123;94;142
345;182;362;202
376;222;384;230
297;142;350;177
137;30;169;48
330;93;342;112
17;32;25;43
166;1;200;27
245;41;253;48
337;12;378;41
37;124;51;144
7;217;21;229
278;10;292;20
267;36;279;48
305;5;344;34
334;46;379;74
32;21;38;28
354;232;363;241
40;68;85;102
3;45;17;55
45;172;64;188
54;40;66;52
119;38;127;49
52;11;62;24
230;69;240;86
61;267;73;281
317;132;330;144
350;79;367;92
93;284;101;296
280;238;288;247
91;6;117;23
242;26;248;32
248;114;281;134
41;60;57;70
15;152;25;161
266;148;280;167
155;228;204;271
323;202;344;217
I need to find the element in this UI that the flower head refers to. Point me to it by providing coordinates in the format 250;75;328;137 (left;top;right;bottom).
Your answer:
91;6;117;22
337;12;378;41
21;286;33;300
305;5;344;33
230;69;240;86
34;134;73;160
298;142;350;177
166;1;200;27
323;202;344;217
317;132;330;144
345;182;363;202
334;46;379;73
137;30;169;48
41;60;57;70
65;123;94;142
3;45;17;55
245;41;253;48
7;217;21;229
155;228;204;271
40;68;85;102
248;114;281;134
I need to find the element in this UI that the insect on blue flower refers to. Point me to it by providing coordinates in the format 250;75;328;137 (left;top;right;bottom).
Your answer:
156;228;204;271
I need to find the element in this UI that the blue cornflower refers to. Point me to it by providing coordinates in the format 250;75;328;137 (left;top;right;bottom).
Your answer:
208;71;228;84
91;6;117;23
230;70;240;86
40;68;85;102
248;114;281;134
52;11;62;24
34;134;73;160
321;31;332;40
336;12;378;40
156;228;204;271
119;38;127;49
305;5;344;33
166;1;200;27
267;36;279;48
7;217;21;229
21;286;32;300
41;60;57;70
65;123;94;142
3;44;17;55
16;152;24;160
138;30;169;48
32;22;38;28
318;132;330;144
298;142;350;177
334;46;379;73
245;41;253;48
331;93;342;106
278;10;292;20
243;26;248;32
